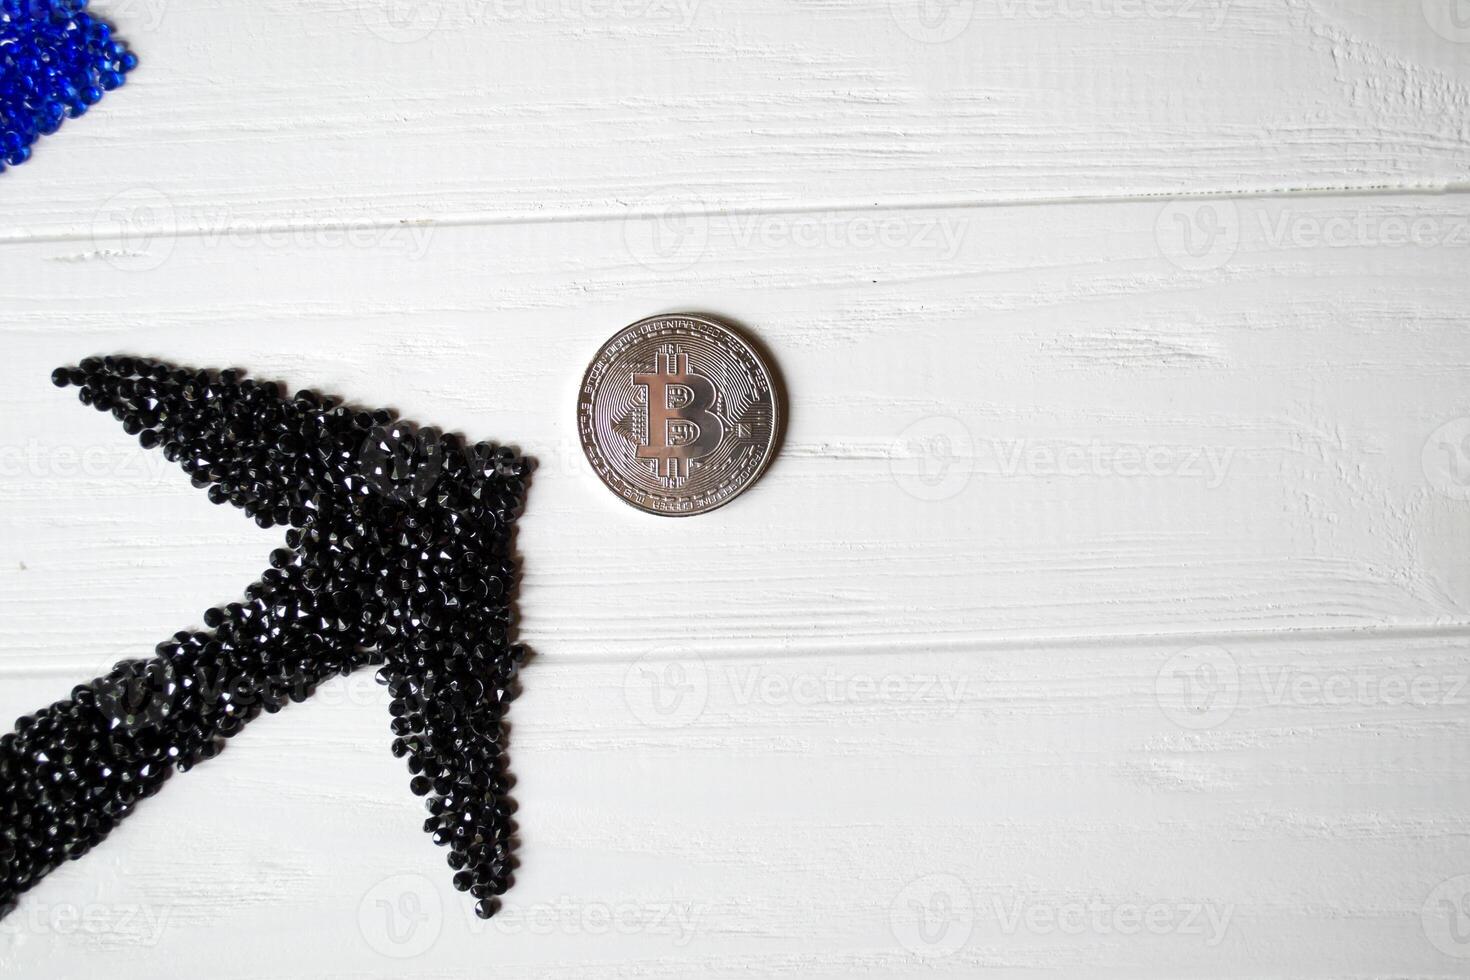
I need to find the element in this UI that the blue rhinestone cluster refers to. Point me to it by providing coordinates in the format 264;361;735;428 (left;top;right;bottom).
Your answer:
0;0;137;172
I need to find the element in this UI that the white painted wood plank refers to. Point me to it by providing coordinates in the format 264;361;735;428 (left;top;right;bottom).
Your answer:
2;195;1468;666
0;632;1465;977
5;1;1470;973
3;0;1470;238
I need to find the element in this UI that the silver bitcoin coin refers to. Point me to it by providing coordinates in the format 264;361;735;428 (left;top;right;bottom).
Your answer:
577;314;781;516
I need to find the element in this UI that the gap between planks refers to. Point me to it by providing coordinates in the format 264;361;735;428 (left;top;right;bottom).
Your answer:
6;181;1470;248
1;620;1467;678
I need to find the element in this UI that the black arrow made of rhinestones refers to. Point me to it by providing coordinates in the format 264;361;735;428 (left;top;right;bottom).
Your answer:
1;356;531;921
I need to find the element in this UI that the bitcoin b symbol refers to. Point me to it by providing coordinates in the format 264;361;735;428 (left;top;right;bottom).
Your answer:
633;349;725;483
578;314;780;516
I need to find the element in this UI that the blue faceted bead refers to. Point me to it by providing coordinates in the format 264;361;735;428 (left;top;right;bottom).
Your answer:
1;0;136;172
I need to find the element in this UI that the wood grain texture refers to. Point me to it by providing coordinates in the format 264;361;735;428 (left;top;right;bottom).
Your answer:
3;195;1469;663
2;0;1470;237
3;189;1470;976
4;1;1470;975
0;634;1467;978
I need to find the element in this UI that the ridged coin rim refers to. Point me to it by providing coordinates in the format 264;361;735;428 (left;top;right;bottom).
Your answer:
576;313;782;517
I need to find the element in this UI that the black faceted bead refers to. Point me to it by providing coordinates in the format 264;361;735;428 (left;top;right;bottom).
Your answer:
16;357;531;923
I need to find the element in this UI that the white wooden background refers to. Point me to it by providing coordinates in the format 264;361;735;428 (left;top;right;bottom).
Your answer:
2;0;1470;976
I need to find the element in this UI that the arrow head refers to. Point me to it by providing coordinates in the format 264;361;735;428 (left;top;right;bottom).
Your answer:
2;357;532;921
